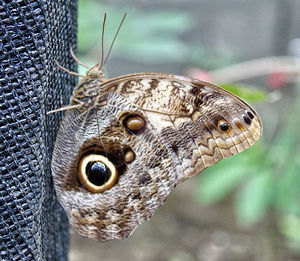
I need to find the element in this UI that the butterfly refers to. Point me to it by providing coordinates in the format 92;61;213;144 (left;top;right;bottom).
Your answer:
50;13;263;241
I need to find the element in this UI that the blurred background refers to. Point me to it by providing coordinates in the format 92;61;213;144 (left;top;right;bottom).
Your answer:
69;0;300;260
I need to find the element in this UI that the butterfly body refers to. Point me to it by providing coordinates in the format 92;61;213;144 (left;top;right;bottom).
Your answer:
51;65;262;241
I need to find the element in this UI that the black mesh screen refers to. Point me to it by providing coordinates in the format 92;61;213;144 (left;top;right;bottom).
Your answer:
0;1;77;260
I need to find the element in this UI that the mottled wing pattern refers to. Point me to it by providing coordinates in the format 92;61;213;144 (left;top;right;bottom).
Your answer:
51;72;262;241
101;73;262;179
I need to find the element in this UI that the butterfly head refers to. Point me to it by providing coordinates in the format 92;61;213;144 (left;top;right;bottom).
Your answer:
86;63;105;80
71;64;106;106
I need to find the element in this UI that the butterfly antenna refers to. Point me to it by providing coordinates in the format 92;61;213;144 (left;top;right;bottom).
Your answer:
54;60;85;77
70;47;90;69
47;103;84;114
99;13;107;69
103;12;127;66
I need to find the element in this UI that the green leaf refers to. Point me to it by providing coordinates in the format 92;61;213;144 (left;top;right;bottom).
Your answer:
195;143;265;204
78;0;103;51
195;153;253;204
196;164;249;204
78;1;195;63
276;161;300;214
119;37;189;63
279;214;300;251
235;171;272;225
136;11;194;33
220;83;267;102
188;45;237;70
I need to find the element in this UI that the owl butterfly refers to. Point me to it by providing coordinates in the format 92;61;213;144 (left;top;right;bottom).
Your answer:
50;13;262;241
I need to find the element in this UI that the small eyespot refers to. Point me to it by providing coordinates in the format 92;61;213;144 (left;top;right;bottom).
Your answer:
218;120;231;132
121;113;146;134
242;114;252;125
124;150;135;163
78;154;117;193
246;111;254;119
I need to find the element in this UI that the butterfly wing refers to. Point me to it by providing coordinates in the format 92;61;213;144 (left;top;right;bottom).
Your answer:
101;72;262;178
51;73;262;241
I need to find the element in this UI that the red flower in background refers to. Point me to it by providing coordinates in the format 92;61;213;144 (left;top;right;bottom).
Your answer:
267;71;288;90
188;68;214;82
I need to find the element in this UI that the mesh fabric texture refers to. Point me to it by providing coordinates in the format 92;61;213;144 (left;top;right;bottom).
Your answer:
0;1;78;260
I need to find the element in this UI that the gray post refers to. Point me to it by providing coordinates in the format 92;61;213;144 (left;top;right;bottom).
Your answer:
0;1;77;260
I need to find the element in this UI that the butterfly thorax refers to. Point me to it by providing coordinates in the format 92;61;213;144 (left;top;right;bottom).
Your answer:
71;63;107;109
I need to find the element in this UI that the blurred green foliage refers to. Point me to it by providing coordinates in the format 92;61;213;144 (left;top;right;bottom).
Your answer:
221;83;267;102
195;85;300;250
78;0;300;252
78;0;193;63
78;0;235;69
195;142;272;224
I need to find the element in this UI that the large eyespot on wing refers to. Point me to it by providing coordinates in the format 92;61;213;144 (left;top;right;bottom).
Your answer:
51;73;262;241
51;107;179;241
77;154;118;193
